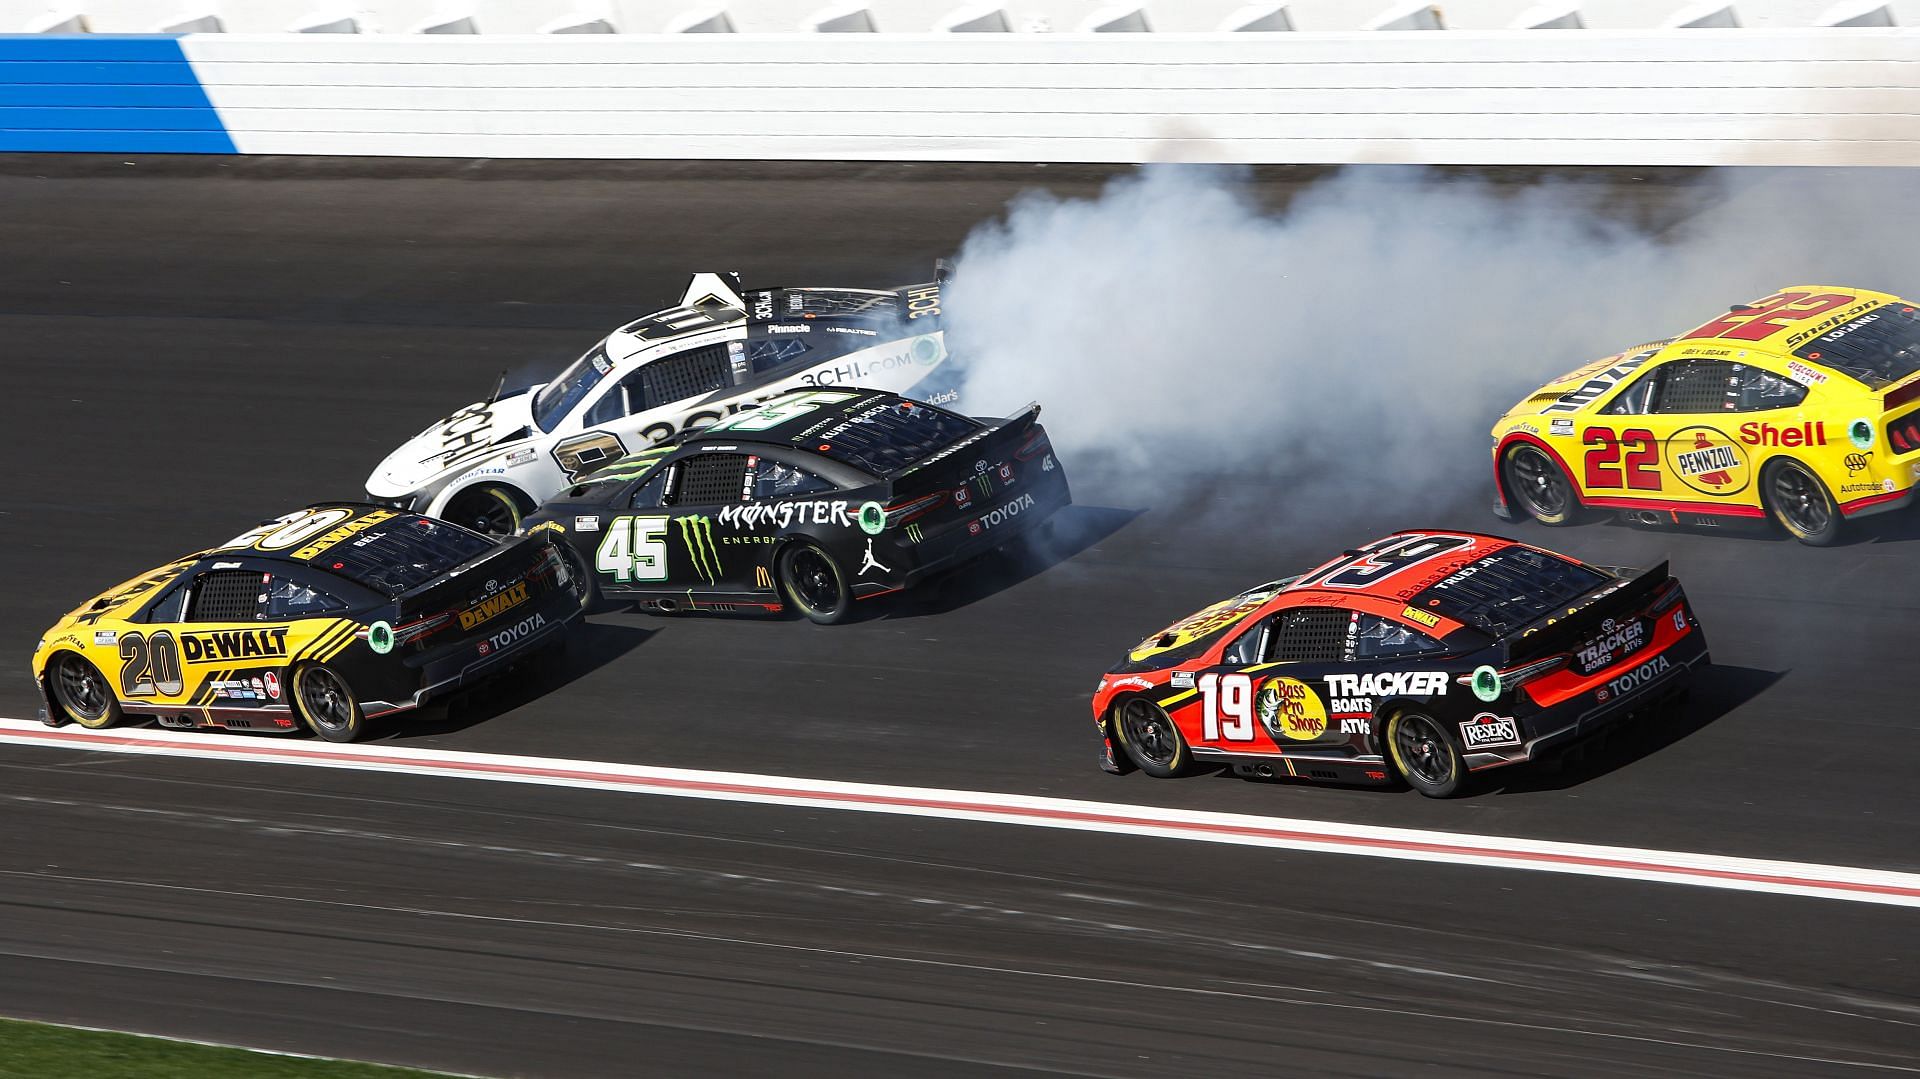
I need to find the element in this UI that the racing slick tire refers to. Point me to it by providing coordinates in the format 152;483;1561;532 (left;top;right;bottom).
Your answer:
444;484;529;537
48;653;123;730
778;542;853;625
1762;458;1843;547
1386;710;1467;799
1501;443;1585;527
555;541;604;613
291;662;369;743
1112;697;1194;779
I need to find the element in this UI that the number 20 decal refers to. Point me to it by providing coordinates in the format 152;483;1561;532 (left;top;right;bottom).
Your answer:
118;631;184;698
595;515;670;583
1582;428;1660;491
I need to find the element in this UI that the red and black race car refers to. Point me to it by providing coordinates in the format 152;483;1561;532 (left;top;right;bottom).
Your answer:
1090;531;1709;797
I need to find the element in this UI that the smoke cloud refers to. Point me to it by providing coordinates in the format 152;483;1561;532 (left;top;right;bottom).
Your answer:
943;165;1920;521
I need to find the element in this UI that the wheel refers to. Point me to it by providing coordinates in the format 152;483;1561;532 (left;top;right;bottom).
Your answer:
777;542;852;625
1502;444;1584;526
554;539;601;611
49;653;122;730
1386;711;1466;798
1763;459;1842;546
443;484;526;536
1113;697;1193;778
292;663;368;742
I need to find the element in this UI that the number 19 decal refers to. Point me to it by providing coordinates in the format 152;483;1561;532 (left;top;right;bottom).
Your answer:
595;515;670;582
1198;672;1256;741
1582;428;1660;491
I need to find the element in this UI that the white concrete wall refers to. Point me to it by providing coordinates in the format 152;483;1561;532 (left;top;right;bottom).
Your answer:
6;0;1920;33
169;30;1920;164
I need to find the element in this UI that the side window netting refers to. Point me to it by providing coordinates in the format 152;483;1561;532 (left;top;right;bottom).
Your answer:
1269;607;1351;664
1654;360;1737;414
187;570;263;622
676;454;747;504
640;344;732;409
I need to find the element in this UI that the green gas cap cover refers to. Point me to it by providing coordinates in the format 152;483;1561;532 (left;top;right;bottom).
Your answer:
367;621;394;655
1850;419;1874;450
1471;665;1502;702
858;501;886;535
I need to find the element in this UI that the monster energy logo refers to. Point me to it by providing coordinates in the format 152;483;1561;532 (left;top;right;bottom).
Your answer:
905;523;924;544
677;516;721;584
973;474;994;498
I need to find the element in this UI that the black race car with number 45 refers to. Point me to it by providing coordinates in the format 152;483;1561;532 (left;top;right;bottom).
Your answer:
1090;531;1709;797
521;387;1070;623
32;503;587;743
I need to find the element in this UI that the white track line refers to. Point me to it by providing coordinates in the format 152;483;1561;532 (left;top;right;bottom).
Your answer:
4;719;1917;908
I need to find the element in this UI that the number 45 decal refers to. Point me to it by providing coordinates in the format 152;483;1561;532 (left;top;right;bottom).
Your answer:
595;515;670;582
1583;428;1661;491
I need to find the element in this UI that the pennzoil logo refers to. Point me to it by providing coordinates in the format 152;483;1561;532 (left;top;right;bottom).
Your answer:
678;516;720;584
1665;425;1751;496
180;628;290;663
459;581;529;630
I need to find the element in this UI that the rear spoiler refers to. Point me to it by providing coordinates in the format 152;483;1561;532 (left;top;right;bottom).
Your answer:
891;402;1041;484
397;535;551;624
1500;561;1671;666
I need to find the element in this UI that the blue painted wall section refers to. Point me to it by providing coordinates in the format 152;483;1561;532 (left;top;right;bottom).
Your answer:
0;35;234;153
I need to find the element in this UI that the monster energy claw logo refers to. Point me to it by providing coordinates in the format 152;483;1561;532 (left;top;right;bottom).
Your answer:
677;516;721;584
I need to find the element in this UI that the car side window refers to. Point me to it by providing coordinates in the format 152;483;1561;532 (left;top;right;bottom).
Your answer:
1222;617;1272;667
1269;607;1351;664
1352;613;1443;659
264;574;346;619
1731;366;1807;411
750;457;836;499
637;343;734;411
185;569;265;622
584;369;648;427
1650;359;1742;414
1601;366;1664;415
669;452;750;505
630;465;674;509
133;578;191;624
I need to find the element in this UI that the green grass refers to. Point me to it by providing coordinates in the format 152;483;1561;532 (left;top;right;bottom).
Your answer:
0;1017;461;1079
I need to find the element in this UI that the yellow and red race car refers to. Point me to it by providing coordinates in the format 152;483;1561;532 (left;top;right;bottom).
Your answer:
1492;286;1920;545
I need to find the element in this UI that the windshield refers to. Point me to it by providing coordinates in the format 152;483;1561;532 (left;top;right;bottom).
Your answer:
1793;302;1920;389
532;346;613;433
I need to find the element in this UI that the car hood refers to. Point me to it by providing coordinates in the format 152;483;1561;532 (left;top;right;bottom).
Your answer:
1110;580;1290;673
367;389;540;498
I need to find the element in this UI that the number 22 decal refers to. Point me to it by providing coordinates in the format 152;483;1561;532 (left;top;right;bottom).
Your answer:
1583;428;1660;491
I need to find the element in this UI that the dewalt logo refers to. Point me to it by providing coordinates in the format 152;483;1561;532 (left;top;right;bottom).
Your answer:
678;516;721;584
459;581;529;630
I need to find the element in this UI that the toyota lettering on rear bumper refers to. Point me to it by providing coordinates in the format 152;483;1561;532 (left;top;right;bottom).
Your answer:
478;613;547;656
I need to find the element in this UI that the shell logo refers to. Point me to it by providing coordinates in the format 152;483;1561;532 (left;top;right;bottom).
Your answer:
1256;677;1330;742
1664;425;1751;496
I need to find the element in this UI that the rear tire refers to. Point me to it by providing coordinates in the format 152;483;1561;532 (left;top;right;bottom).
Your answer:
778;542;852;625
1502;443;1584;526
1762;459;1843;546
1386;710;1466;798
1113;697;1192;778
292;663;368;743
49;653;122;730
444;484;527;537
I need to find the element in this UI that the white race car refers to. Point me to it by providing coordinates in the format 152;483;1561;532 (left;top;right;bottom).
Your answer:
367;271;953;533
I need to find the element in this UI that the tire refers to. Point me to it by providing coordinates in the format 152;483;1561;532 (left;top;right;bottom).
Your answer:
1112;697;1193;778
1386;710;1466;798
555;540;602;612
443;484;527;537
1502;443;1584;526
1762;459;1843;546
48;653;122;730
291;663;368;743
777;542;852;625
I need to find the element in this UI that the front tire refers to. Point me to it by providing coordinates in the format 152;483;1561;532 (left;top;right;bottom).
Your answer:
1386;710;1466;798
443;484;527;536
1113;697;1192;778
778;542;853;625
49;653;122;730
1763;459;1843;546
292;663;368;743
1502;443;1584;526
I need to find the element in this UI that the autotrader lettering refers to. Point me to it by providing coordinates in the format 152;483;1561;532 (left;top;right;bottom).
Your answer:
180;628;290;663
1324;671;1448;698
677;516;721;584
458;581;529;630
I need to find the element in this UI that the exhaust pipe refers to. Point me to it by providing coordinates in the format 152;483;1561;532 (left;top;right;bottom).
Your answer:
1255;763;1275;778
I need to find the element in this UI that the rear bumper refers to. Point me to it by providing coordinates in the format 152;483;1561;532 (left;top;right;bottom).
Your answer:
875;469;1073;594
366;586;586;716
1465;629;1710;772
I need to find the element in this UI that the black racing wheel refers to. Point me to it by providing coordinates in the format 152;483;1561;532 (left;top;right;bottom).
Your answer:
778;542;852;625
1387;710;1466;798
1502;444;1584;526
1113;697;1192;778
292;663;367;743
444;485;527;536
1763;459;1843;546
49;653;122;730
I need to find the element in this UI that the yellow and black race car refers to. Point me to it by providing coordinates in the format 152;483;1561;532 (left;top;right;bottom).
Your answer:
1493;286;1920;544
32;503;587;742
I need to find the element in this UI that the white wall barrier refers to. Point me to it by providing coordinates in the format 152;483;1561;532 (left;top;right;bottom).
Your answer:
7;30;1920;164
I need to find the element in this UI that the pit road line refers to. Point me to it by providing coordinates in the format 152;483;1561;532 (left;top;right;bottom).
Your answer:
4;718;1916;908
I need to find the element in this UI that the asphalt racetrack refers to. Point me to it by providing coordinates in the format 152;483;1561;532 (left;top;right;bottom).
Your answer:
0;158;1915;1077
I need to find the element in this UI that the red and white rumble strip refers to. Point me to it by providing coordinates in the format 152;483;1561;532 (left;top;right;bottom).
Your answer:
4;718;1917;908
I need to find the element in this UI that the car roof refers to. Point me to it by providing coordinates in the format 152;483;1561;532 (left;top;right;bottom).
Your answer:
208;502;464;565
1279;530;1517;604
603;287;914;368
1660;285;1902;362
681;388;927;450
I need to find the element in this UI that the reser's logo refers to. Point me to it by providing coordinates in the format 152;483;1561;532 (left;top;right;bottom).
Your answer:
678;516;721;585
459;580;529;630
